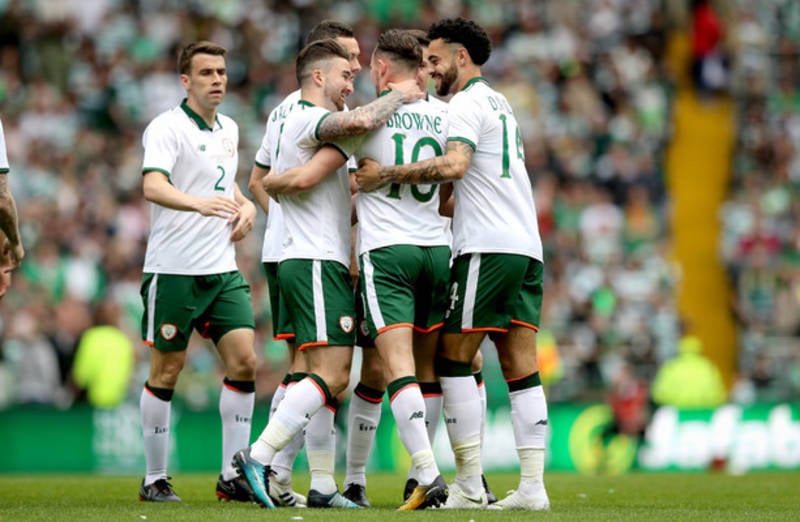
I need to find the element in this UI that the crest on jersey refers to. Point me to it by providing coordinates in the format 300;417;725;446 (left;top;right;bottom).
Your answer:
339;315;354;333
222;138;235;157
160;323;178;341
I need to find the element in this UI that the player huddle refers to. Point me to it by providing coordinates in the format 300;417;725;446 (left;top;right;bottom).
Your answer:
137;17;549;512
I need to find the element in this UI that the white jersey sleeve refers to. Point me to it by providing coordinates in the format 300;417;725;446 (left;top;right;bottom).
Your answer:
142;117;179;177
0;118;9;173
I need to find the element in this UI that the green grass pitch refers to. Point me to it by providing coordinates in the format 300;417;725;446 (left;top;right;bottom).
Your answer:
1;471;797;521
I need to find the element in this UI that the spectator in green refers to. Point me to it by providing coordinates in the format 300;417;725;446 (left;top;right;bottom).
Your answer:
651;334;726;408
71;299;134;408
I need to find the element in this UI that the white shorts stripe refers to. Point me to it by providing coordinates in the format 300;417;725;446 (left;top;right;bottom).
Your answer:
462;254;481;330
362;252;385;330
312;260;327;342
146;274;159;343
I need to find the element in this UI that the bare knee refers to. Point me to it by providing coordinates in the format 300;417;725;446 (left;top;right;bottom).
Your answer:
225;349;258;381
149;351;186;389
360;348;385;390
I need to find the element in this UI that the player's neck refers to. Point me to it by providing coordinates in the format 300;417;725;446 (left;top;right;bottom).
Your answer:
184;98;218;128
300;87;335;112
455;65;483;93
379;73;415;95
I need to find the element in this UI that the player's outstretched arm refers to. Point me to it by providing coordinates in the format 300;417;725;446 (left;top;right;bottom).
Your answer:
263;145;348;197
143;170;239;218
317;79;423;140
356;140;473;192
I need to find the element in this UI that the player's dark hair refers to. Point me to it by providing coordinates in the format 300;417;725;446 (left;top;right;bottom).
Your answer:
427;17;491;66
295;38;352;85
404;28;430;48
177;41;226;75
375;29;422;70
305;20;355;45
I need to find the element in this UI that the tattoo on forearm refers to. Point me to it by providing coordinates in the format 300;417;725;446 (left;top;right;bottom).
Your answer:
318;91;404;139
382;141;473;185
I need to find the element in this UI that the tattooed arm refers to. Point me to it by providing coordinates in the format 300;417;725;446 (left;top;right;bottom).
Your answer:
317;79;422;140
0;174;23;267
356;140;474;192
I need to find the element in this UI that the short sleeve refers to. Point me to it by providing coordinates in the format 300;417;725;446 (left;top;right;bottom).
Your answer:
446;94;480;151
142;118;178;177
0;119;9;173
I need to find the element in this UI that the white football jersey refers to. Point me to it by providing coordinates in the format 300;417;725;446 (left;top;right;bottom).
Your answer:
254;89;300;262
142;100;239;275
355;97;450;255
0;118;8;173
448;78;543;261
274;100;353;267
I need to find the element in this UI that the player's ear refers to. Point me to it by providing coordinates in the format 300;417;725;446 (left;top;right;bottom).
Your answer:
312;67;324;87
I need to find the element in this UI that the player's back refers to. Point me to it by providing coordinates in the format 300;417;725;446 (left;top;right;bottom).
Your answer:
355;98;449;254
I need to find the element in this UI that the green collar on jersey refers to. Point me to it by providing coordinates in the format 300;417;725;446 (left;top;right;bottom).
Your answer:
180;98;221;131
461;76;489;92
298;99;315;107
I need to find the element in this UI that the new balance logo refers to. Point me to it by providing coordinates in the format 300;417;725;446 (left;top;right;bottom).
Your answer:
235;415;250;423
358;423;377;432
408;410;424;421
154;426;168;434
445;417;457;424
535;419;549;426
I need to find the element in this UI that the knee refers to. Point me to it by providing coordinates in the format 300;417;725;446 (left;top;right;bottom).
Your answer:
360;350;385;389
226;350;258;380
326;374;350;398
150;360;184;389
325;363;353;398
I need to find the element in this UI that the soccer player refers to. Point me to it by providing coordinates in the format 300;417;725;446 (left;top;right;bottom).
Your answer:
234;38;421;510
138;41;258;503
354;29;452;510
0;116;24;299
356;17;551;511
271;29;453;510
392;29;496;506
247;20;360;509
247;21;421;508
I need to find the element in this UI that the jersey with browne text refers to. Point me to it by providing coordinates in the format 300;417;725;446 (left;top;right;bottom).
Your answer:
355;98;449;255
141;101;239;275
254;90;300;263
0;118;9;173
274;100;353;267
448;77;542;261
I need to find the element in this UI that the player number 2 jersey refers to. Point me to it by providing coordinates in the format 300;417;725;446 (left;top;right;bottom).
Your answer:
141;101;239;275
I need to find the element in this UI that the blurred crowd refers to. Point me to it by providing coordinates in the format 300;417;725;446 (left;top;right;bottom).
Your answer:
720;0;800;403
0;0;791;411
